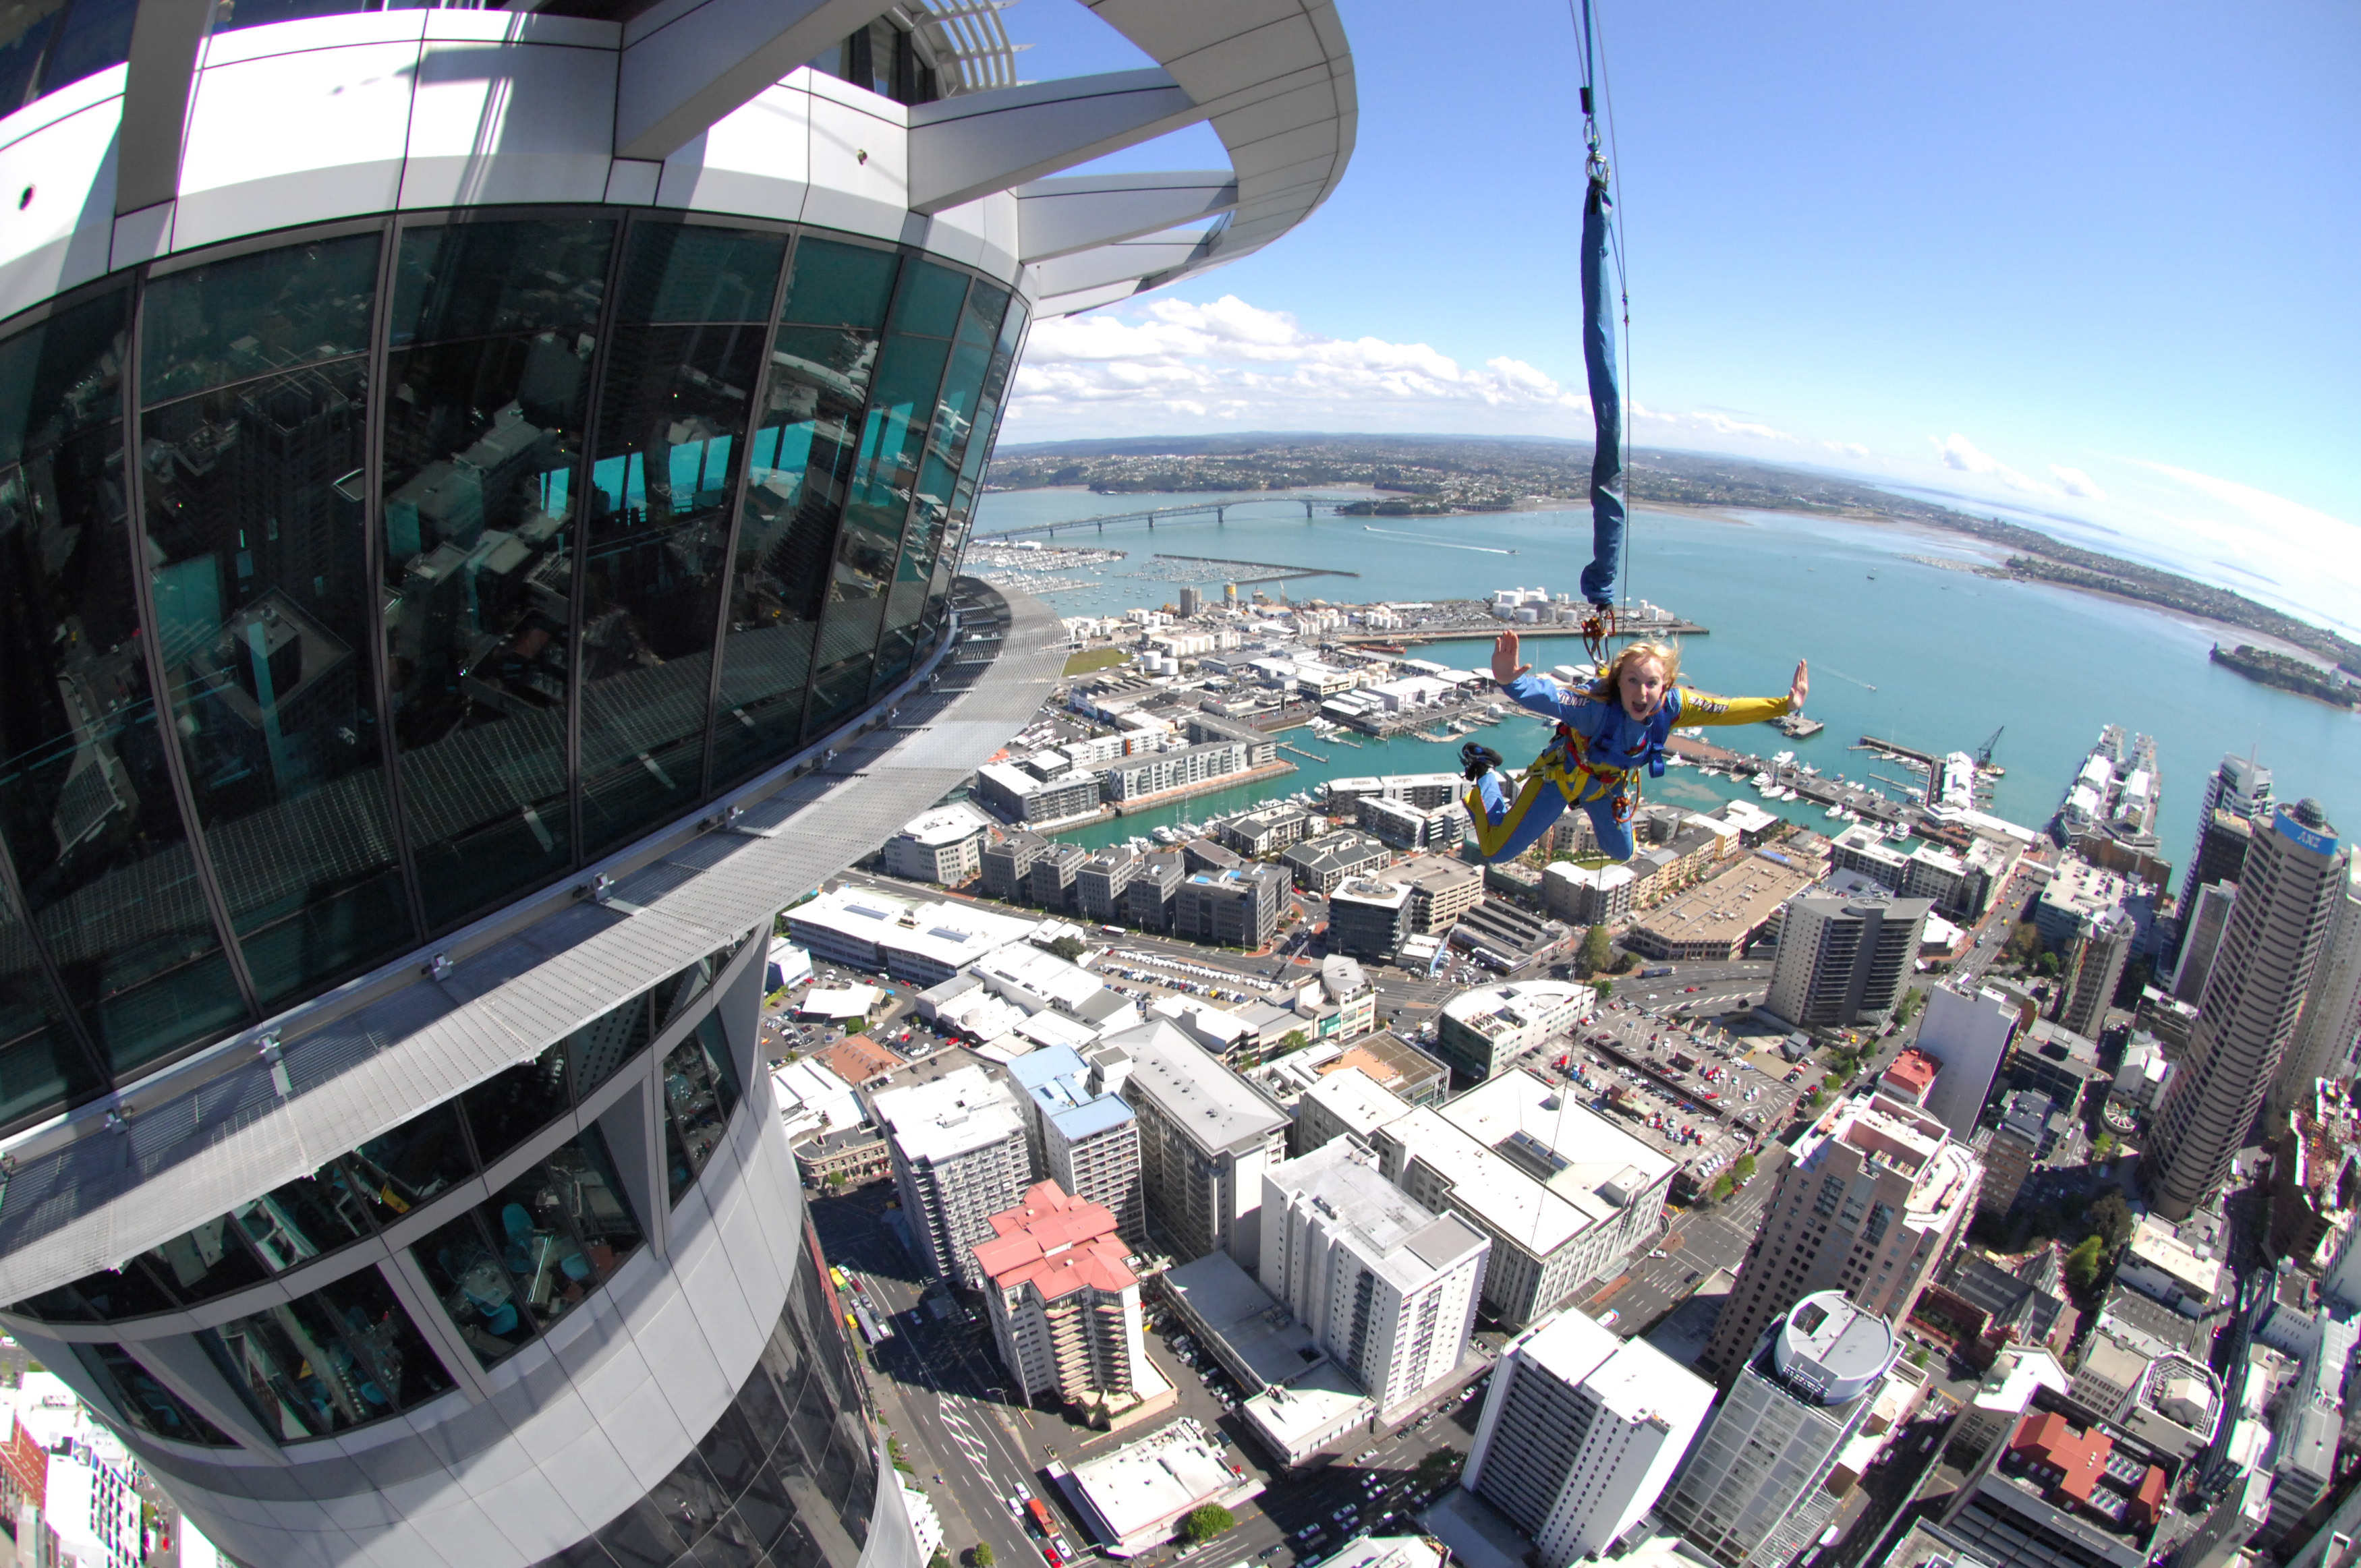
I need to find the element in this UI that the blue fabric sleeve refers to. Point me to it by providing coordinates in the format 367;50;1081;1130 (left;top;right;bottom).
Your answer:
1503;672;1597;727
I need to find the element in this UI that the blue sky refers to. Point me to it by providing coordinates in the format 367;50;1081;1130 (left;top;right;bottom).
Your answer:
996;0;2361;637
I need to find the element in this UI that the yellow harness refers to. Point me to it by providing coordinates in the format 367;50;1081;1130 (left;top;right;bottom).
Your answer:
1464;722;1640;860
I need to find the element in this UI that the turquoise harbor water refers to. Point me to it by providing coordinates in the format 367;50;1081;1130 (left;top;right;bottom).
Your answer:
970;490;2361;867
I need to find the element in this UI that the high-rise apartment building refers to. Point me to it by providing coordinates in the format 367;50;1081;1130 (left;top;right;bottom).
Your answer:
2179;755;2274;921
1916;984;2022;1140
974;1184;1149;1417
1329;879;1414;963
1008;1045;1145;1244
876;1066;1033;1291
2173;880;2238;1004
1112;1022;1292;1265
2057;905;2135;1039
1701;1093;1980;1387
1461;1310;1713;1568
1764;896;1932;1030
1658;1292;1901;1568
2283;858;2361;1110
1976;1091;2051;1218
1259;1142;1489;1412
2149;802;2351;1219
0;0;1350;1561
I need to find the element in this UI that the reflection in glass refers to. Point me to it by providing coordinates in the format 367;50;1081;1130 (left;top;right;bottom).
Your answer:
415;1129;644;1366
712;239;896;787
662;1014;742;1204
201;1266;454;1439
461;1038;571;1167
0;289;247;1083
79;1342;236;1446
141;354;416;1003
0;881;92;1130
346;1100;474;1223
140;235;378;407
381;221;615;927
578;225;783;850
391;217;614;348
381;363;593;925
232;1162;378;1272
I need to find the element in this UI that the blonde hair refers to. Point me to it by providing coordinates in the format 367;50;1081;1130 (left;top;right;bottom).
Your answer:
1591;639;1682;703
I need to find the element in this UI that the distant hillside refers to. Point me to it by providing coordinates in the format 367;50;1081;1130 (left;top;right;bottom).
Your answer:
986;432;2361;674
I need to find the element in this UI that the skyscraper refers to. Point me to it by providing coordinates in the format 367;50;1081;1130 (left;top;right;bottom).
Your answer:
1701;1093;1981;1387
2179;755;2274;922
1764;896;1932;1030
1259;1140;1489;1412
2057;905;2135;1039
1658;1291;1900;1568
2149;801;2350;1219
1460;1309;1713;1568
0;5;1353;1562
2277;856;2361;1119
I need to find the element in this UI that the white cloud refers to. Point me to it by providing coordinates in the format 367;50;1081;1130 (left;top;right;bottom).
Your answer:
2049;464;2105;498
1011;295;1600;434
1931;433;2053;495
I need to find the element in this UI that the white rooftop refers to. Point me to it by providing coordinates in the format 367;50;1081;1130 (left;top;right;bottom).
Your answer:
1103;1020;1288;1154
1440;1069;1675;1197
1299;1066;1413;1141
791;885;1037;970
872;1066;1025;1165
895;801;992;847
769;1059;863;1142
1244;1358;1375;1451
1065;1422;1244;1543
1384;1105;1600;1254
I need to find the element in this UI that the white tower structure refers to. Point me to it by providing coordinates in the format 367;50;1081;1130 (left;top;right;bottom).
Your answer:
0;0;1354;1561
1461;1310;1713;1567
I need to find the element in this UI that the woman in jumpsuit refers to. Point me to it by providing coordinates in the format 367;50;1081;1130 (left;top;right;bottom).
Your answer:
1462;631;1809;863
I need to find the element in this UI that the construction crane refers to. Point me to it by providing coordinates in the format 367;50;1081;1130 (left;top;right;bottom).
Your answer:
1974;726;2006;776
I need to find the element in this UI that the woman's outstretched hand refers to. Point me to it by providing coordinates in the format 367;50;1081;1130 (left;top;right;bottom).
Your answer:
1790;659;1810;711
1491;631;1531;685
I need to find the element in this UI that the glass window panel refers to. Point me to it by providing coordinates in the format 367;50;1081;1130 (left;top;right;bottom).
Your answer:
231;1162;378;1272
138;1214;267;1308
886;262;965;340
390;218;615;347
345;1099;476;1222
415;1208;536;1366
0;0;64;115
0;290;249;1078
568;991;653;1099
578;306;768;850
0;883;98;1128
34;0;132;98
778;240;898;331
461;1039;571;1166
78;1342;236;1445
799;652;874;745
661;1012;741;1205
140;234;379;407
308;1265;456;1412
712;312;878;786
141;355;417;1002
210;0;362;34
618;225;786;326
380;329;590;929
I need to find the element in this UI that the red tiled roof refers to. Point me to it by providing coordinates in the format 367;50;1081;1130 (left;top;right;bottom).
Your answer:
972;1182;1137;1300
2012;1410;2113;1504
1881;1049;1939;1097
817;1036;902;1086
2128;1463;2167;1529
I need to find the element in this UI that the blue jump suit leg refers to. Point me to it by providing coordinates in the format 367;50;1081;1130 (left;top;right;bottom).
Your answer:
1583;794;1635;861
1471;769;1570;862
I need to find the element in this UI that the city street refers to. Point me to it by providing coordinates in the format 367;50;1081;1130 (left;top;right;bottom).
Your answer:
1583;1144;1790;1333
809;1182;1490;1568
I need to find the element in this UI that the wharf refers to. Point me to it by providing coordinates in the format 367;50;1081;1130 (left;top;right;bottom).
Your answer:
1344;699;1500;738
1853;736;1939;770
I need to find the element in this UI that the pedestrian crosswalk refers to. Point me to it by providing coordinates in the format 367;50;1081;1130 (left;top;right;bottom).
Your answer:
939;1404;992;1474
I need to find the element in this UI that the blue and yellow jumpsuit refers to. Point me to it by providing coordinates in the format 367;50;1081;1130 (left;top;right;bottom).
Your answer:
1467;674;1794;863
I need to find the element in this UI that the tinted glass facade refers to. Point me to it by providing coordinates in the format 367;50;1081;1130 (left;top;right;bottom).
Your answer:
0;214;1021;1134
